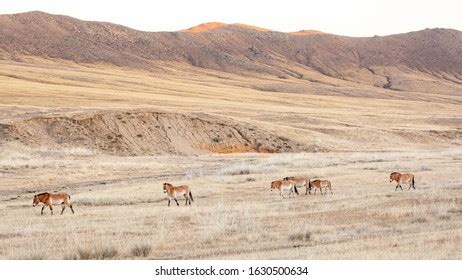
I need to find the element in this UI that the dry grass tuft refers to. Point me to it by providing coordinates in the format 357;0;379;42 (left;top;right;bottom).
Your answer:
97;247;119;260
75;246;118;260
289;231;312;242
411;217;428;224
131;243;152;257
438;215;451;221
22;253;46;260
76;248;93;260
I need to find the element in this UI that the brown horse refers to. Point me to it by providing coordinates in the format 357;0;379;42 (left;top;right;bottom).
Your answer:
390;172;415;190
32;192;74;215
163;183;194;206
309;180;333;195
283;176;310;195
271;180;298;198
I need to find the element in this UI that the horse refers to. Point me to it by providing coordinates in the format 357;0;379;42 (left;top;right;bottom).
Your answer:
309;180;333;195
284;176;310;195
270;180;298;198
32;192;74;215
390;172;415;190
163;183;194;206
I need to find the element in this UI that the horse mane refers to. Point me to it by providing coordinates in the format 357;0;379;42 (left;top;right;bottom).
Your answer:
36;192;50;197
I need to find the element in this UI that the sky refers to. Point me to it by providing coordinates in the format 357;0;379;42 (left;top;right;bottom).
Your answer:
1;0;461;37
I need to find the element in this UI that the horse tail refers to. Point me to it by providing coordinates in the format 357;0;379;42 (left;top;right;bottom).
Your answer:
294;185;299;195
189;191;194;202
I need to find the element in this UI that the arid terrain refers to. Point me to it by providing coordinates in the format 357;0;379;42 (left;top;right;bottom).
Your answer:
0;12;461;259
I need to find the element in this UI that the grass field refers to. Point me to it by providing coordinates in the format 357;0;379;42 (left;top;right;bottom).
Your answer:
0;144;460;259
0;59;461;259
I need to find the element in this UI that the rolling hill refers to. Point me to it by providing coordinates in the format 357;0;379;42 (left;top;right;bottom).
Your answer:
0;11;461;155
1;11;462;93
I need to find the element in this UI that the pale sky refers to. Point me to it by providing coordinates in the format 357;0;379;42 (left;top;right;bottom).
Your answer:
1;0;461;36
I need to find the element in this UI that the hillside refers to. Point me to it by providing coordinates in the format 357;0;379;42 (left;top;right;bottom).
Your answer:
0;111;314;155
1;11;462;93
0;11;461;156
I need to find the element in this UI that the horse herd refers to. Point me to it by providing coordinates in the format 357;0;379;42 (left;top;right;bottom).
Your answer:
270;176;333;198
31;171;416;214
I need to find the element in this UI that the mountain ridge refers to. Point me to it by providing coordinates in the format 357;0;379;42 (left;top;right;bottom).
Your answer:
1;11;462;92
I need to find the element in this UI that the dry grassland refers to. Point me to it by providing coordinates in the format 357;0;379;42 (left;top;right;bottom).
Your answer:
0;144;460;259
0;60;461;259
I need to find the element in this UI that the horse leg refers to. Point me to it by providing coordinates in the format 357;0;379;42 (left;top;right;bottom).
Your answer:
69;204;75;214
174;197;179;206
168;198;171;207
395;184;399;191
41;205;45;215
280;189;285;199
305;186;309;195
61;205;65;215
184;194;188;206
400;184;403;191
49;204;53;215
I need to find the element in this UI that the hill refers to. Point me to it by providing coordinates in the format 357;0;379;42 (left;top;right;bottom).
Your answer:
1;11;462;93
